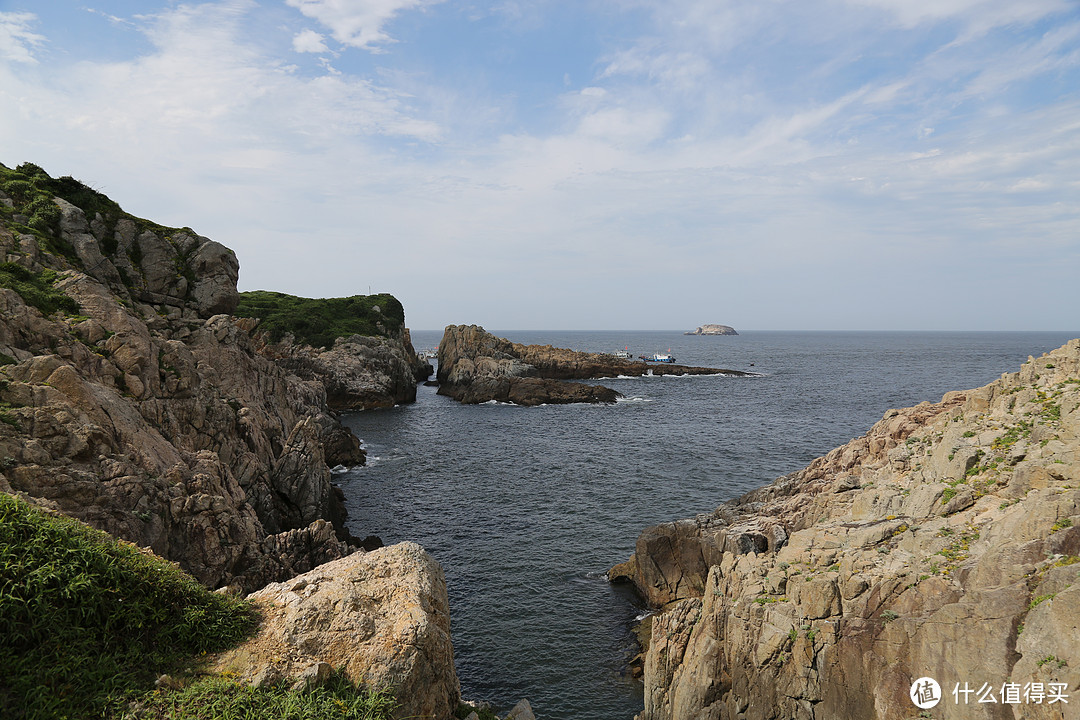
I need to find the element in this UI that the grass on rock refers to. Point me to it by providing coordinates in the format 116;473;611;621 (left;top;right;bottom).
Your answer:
0;262;79;316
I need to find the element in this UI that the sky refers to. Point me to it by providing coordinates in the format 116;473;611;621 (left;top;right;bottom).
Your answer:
0;0;1078;331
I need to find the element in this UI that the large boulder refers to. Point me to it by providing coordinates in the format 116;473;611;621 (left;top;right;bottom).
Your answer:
214;542;460;720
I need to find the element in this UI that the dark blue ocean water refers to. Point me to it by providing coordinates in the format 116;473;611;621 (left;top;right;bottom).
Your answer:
339;331;1078;720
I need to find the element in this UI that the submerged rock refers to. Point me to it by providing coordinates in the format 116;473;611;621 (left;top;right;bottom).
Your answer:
619;339;1080;720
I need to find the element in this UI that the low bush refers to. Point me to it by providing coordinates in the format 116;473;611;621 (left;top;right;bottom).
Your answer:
0;494;256;719
235;290;405;348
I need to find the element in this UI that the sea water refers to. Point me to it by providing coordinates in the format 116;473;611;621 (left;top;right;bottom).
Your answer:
339;331;1077;720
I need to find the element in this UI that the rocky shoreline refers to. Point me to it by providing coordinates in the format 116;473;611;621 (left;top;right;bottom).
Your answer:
612;340;1080;720
436;324;751;406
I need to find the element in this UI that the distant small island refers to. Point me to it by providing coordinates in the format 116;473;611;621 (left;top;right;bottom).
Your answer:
684;324;738;335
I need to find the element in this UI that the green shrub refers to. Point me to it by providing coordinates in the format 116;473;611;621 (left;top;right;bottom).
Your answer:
0;262;79;315
0;494;258;719
0;162;176;266
235;290;405;348
1;180;33;204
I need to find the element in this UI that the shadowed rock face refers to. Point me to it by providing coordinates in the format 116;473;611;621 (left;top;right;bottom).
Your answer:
0;194;364;592
254;328;432;411
618;339;1080;720
436;324;749;406
213;542;460;720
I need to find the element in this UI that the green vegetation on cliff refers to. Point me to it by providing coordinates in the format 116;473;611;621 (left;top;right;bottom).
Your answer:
0;262;79;315
0;494;256;718
0;494;397;720
0;161;179;259
0;495;247;716
235;290;404;349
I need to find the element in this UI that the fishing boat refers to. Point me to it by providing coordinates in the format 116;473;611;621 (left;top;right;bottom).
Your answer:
641;351;676;363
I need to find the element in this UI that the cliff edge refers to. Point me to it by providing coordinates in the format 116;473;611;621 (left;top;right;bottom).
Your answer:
235;290;432;411
616;339;1080;720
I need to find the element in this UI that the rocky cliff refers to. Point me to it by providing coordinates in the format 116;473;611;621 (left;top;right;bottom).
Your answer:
235;290;432;411
614;339;1080;720
437;324;749;405
0;162;369;592
0;162;460;716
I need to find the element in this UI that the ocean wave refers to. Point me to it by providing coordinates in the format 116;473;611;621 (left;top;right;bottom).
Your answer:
615;396;651;403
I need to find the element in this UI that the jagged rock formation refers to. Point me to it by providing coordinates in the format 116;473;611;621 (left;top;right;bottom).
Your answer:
616;340;1080;720
437;325;749;405
0;166;371;592
213;542;460;720
685;324;738;336
254;328;431;411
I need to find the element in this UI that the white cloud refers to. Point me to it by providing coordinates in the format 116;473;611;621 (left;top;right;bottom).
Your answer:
285;0;441;50
842;0;1071;35
0;12;44;64
292;28;329;53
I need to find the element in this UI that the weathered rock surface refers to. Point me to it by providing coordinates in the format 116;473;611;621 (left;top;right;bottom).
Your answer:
213;542;460;720
0;188;366;592
684;324;738;336
620;339;1080;720
256;327;432;411
437;325;749;405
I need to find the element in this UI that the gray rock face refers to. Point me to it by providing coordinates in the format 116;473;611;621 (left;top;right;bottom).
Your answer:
0;204;362;592
258;328;431;411
213;543;460;720
50;197;238;318
620;339;1080;720
189;240;240;316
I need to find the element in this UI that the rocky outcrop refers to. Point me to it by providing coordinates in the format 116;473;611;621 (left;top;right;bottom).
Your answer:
0;178;367;592
213;542;460;720
437;325;749;405
255;327;432;411
619;339;1080;720
684;324;738;336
